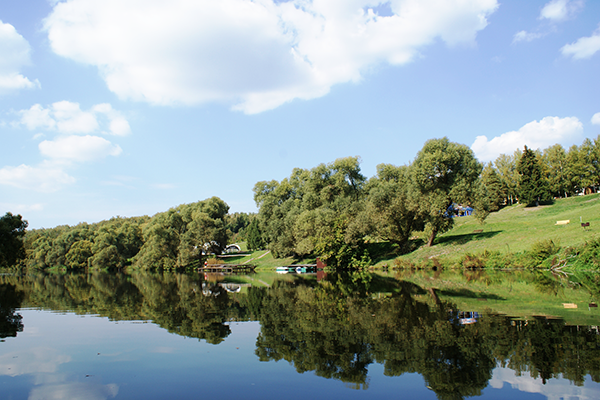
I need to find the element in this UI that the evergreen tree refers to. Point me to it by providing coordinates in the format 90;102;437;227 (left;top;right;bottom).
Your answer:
246;219;264;251
517;146;550;206
480;162;506;212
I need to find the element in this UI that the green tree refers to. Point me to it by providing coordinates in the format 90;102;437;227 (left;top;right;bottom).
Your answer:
246;219;264;251
411;138;483;247
0;212;28;268
479;162;506;212
65;239;93;269
133;197;230;269
517;146;551;206
253;157;368;261
567;139;598;195
364;163;424;249
494;151;520;205
542;144;571;198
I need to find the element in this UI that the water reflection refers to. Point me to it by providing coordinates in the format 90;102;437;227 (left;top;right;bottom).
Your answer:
1;270;599;400
0;283;24;338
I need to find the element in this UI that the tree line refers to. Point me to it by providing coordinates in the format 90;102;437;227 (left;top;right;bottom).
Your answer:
5;197;247;270
250;135;600;266
1;135;599;269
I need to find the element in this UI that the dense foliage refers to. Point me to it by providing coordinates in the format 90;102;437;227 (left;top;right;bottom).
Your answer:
253;138;484;265
0;212;28;268
21;197;230;270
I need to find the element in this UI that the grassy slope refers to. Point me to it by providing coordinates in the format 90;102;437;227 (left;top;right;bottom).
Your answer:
391;193;600;266
224;194;600;269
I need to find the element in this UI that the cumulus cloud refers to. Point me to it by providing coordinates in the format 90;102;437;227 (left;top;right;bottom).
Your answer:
39;135;122;162
471;116;583;162
592;112;600;125
0;20;39;93
561;25;600;59
2;102;129;192
17;101;131;136
43;0;499;114
0;162;76;192
540;0;583;21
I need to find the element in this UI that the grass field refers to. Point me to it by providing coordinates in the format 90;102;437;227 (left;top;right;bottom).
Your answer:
390;193;600;267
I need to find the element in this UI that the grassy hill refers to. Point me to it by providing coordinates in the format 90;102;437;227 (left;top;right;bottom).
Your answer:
390;193;600;268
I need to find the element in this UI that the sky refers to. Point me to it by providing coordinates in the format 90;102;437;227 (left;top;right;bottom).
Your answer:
1;0;599;229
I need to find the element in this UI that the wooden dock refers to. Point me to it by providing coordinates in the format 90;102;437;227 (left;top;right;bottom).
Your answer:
197;264;256;273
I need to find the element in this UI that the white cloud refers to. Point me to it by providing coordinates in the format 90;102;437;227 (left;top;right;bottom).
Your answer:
3;102;128;193
43;0;499;114
592;112;600;125
540;0;583;22
0;20;39;93
17;101;131;136
471;116;583;162
0;162;76;192
513;30;544;43
39;135;122;162
92;103;131;136
561;25;600;59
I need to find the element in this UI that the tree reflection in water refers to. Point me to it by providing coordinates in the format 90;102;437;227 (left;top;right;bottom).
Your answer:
1;270;600;399
0;283;24;339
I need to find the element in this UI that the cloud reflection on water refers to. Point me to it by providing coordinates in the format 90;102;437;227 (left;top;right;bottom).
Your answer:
490;367;600;400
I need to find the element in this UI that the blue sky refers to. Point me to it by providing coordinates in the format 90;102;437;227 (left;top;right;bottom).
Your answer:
1;0;599;229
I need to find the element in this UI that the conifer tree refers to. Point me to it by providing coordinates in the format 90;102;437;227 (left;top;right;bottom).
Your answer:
517;146;550;206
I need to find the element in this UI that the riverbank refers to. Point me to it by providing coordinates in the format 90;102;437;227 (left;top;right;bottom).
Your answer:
227;193;600;270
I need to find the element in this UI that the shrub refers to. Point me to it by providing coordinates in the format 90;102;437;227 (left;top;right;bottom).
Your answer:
529;239;560;264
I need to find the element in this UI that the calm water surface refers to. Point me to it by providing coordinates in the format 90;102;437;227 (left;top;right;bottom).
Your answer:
1;270;600;400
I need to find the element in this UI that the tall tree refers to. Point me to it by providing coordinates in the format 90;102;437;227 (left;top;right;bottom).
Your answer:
246;219;264;251
517;146;551;206
479;162;506;212
542;144;571;198
253;157;367;260
364;163;424;248
494;151;520;205
411;138;483;247
0;212;28;268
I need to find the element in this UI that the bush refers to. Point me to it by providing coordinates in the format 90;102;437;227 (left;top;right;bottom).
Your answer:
574;237;600;269
529;239;560;265
462;253;485;269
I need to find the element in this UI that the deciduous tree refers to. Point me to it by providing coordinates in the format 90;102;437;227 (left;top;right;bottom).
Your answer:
0;213;28;268
411;138;482;247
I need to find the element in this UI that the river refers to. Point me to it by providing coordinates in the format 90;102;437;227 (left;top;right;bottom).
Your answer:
1;269;599;399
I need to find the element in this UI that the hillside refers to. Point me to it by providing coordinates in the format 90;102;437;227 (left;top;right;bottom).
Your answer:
393;193;600;267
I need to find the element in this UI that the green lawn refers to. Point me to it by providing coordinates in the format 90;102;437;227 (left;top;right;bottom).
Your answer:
391;193;600;267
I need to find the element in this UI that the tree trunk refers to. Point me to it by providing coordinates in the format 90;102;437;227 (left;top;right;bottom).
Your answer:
427;227;437;247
